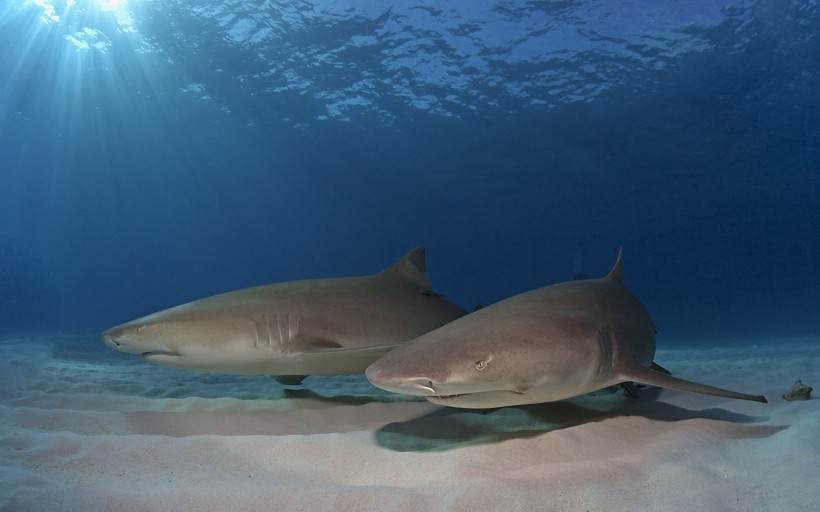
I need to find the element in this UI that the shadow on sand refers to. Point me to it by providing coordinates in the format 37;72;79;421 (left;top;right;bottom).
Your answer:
374;389;783;452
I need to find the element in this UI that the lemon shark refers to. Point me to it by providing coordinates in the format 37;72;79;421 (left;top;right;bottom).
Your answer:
366;249;767;408
102;247;466;381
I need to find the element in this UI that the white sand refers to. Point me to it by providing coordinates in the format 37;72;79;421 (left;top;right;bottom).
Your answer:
1;334;817;511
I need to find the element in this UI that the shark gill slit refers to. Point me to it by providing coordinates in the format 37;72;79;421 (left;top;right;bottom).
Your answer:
277;314;286;346
253;317;260;349
597;326;615;380
253;315;268;349
264;314;275;348
288;314;299;342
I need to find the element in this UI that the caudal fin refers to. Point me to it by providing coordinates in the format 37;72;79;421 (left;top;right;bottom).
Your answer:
618;360;767;403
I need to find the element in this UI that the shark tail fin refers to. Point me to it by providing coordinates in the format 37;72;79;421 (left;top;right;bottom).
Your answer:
617;360;767;403
378;247;432;290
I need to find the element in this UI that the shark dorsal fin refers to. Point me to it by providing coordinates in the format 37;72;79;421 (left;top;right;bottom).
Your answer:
378;247;432;290
605;247;624;282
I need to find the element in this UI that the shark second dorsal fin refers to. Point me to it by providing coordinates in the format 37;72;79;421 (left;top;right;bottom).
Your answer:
378;247;432;290
605;247;624;282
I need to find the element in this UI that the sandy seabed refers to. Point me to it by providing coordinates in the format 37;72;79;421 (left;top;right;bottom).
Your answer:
0;333;817;512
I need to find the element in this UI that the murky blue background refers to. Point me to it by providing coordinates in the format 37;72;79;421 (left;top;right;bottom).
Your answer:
1;0;817;342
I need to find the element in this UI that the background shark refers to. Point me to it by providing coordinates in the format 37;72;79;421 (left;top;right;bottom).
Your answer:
102;247;465;380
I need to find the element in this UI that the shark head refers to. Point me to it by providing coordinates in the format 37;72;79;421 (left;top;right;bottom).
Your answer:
101;302;262;372
365;352;529;408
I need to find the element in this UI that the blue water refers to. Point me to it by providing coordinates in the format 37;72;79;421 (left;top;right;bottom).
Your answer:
0;0;817;342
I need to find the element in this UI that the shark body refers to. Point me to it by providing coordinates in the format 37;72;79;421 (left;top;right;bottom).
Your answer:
102;247;466;378
366;250;767;408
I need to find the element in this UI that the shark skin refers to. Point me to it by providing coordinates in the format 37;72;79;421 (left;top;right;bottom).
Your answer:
366;249;767;408
101;247;466;377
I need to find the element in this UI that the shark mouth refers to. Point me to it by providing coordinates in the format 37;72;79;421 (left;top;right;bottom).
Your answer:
141;351;182;358
432;390;524;400
428;389;524;400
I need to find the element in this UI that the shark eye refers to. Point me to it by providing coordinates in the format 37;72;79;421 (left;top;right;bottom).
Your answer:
475;359;489;371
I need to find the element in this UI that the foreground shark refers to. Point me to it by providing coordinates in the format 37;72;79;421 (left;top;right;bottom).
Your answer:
102;247;466;380
366;249;767;408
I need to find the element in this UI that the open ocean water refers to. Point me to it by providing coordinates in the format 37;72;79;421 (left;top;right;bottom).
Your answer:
1;2;819;510
1;0;817;342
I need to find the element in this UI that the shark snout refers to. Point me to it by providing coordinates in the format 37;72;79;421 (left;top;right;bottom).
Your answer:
101;331;148;355
100;324;180;358
101;332;121;349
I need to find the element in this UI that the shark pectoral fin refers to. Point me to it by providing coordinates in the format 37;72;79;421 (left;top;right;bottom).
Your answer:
618;361;768;404
308;342;400;354
619;381;638;398
327;344;401;356
326;344;401;365
304;339;345;350
271;375;307;386
290;344;402;376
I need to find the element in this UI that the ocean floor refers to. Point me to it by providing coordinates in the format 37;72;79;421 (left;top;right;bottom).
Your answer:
1;333;818;511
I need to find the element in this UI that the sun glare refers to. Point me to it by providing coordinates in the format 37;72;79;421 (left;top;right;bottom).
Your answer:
29;0;129;24
97;0;126;11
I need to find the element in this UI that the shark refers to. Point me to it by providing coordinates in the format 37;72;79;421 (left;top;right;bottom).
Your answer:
366;249;767;408
102;247;466;381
